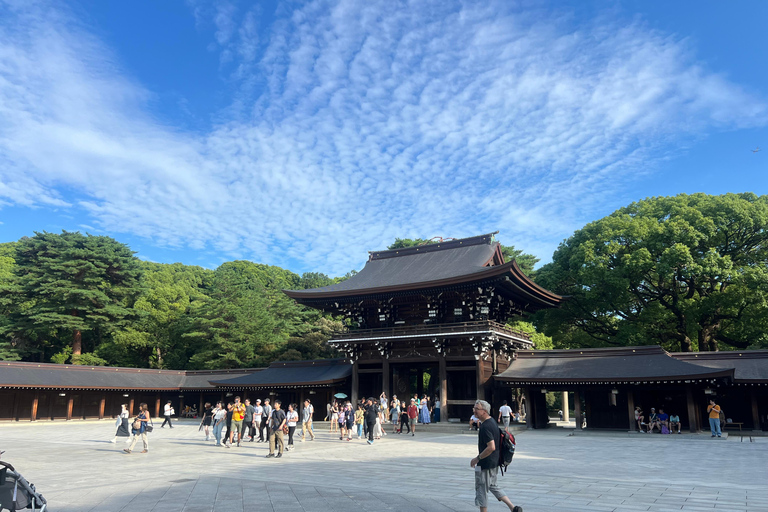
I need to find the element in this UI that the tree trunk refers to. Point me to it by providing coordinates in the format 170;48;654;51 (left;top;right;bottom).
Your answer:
73;329;82;356
679;335;693;352
71;309;82;356
156;346;164;369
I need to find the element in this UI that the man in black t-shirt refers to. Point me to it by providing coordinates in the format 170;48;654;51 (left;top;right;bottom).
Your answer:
469;400;522;512
364;397;378;444
267;400;287;458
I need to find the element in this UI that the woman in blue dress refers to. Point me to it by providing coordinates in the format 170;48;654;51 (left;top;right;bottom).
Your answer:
418;394;431;424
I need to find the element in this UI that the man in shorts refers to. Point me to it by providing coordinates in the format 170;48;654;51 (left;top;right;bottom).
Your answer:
407;398;418;436
497;400;512;429
669;413;681;434
230;396;246;447
470;400;522;512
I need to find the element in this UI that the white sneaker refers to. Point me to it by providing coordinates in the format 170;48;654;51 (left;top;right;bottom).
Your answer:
109;439;116;443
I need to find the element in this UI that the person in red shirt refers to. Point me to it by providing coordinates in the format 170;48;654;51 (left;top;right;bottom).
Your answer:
407;398;419;436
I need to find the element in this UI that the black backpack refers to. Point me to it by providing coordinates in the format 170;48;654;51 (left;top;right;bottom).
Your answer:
498;430;516;476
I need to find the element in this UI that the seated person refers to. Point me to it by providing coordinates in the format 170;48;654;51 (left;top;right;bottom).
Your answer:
190;405;198;418
669;413;681;434
468;414;480;431
647;408;660;433
657;409;669;433
635;406;645;432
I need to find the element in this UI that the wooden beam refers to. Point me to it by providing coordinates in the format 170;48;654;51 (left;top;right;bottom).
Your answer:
66;396;74;421
12;392;19;422
523;387;533;429
155;396;161;419
626;389;635;432
686;386;698;433
382;359;390;400
751;390;761;432
562;391;570;422
351;361;359;405
573;390;582;430
475;358;485;401
439;352;447;423
31;391;39;422
129;398;135;416
98;394;106;420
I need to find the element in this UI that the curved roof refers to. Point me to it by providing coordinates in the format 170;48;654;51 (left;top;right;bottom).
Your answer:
495;346;735;384
672;351;768;383
209;359;352;388
284;233;563;309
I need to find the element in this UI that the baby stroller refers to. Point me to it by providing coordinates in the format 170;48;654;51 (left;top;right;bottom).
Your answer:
0;461;47;511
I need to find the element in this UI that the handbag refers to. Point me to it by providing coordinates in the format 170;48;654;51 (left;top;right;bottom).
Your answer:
145;424;154;433
132;418;141;430
282;424;289;435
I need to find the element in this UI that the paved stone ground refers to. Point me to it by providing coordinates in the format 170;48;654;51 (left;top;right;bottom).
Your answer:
1;419;766;512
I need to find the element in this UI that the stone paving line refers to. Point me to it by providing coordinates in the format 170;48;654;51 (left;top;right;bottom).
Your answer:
1;420;766;512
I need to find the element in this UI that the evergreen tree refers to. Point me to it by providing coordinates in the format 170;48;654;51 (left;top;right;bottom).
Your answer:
1;231;142;362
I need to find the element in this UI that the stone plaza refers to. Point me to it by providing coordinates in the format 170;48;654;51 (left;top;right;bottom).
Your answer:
1;419;766;512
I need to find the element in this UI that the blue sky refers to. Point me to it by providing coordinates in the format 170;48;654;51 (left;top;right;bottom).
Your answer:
0;0;766;276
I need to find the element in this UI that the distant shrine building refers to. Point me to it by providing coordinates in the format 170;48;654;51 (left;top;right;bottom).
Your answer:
284;233;562;421
0;233;766;433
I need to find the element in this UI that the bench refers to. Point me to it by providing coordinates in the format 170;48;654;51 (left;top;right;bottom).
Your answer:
723;422;744;432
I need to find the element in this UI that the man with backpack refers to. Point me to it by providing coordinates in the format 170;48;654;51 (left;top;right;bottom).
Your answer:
470;400;522;512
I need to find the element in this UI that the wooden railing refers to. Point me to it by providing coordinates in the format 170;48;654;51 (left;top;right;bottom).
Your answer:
330;320;531;342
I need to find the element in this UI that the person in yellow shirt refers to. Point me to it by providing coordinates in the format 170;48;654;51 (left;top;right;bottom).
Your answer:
707;399;722;438
230;396;247;446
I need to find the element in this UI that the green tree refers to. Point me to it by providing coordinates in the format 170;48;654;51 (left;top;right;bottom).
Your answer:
1;231;143;362
534;193;768;352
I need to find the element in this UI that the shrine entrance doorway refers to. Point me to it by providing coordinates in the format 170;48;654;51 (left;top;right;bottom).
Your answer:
391;362;439;402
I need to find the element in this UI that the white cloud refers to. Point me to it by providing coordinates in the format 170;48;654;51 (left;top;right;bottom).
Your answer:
0;0;765;275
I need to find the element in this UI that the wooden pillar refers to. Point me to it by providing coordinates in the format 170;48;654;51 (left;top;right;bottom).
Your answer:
475;358;485;401
523;387;533;429
351;362;359;405
128;398;135;416
179;396;185;416
199;393;204;416
155;396;161;419
439;353;447;423
573;389;582;430
31;391;39;422
47;394;54;421
98;394;106;420
686;386;698;433
66;396;74;421
562;391;570;422
626;389;636;432
382;360;390;399
751;390;761;432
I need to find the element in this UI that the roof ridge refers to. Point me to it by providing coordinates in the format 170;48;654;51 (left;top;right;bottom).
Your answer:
368;232;498;261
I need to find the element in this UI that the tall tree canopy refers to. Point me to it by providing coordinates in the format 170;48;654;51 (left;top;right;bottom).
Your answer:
534;193;768;352
1;232;143;363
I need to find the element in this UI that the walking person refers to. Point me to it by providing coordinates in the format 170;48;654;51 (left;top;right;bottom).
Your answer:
229;396;246;447
286;403;299;451
201;403;213;441
110;404;131;443
345;403;354;441
338;405;347;440
707;399;722;438
260;399;272;443
355;403;365;439
408;398;418;436
330;402;339;433
223;402;233;447
253;399;264;442
212;402;227;446
267;400;287;458
161;400;174;428
390;400;400;433
364;397;378;444
124;403;151;454
399;405;410;434
419;394;431;424
243;399;255;441
497;401;512;430
470;400;522;512
301;399;315;442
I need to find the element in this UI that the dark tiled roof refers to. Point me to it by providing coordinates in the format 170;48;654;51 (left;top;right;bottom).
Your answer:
0;362;261;390
671;351;768;382
495;346;735;384
283;233;563;308
210;359;352;388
